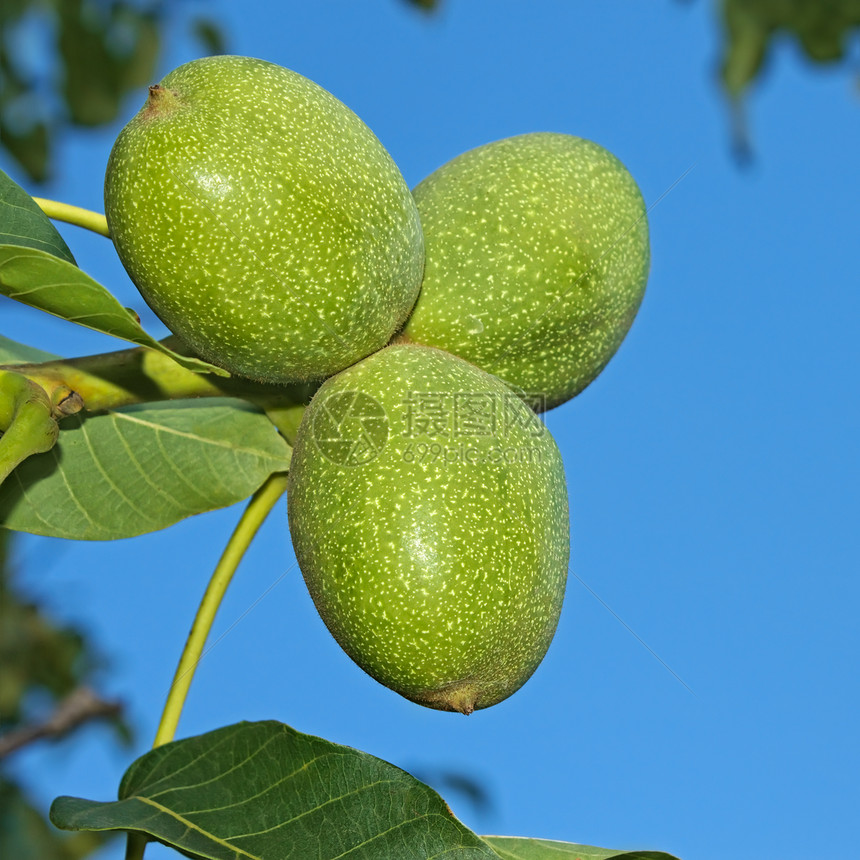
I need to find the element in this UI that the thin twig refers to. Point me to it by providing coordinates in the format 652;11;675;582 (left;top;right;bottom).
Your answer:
0;686;122;759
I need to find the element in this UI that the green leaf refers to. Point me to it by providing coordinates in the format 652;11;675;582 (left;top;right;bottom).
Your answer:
720;0;860;97
0;55;53;184
0;335;59;365
0;530;86;726
191;16;227;55
1;776;112;860
483;836;680;860
119;12;160;90
0;245;228;376
402;0;441;11
57;1;161;127
0;170;75;264
0;123;51;186
0;399;291;540
1;2;168;182
50;720;499;860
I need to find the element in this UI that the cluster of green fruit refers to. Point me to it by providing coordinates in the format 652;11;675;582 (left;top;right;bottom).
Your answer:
105;55;649;714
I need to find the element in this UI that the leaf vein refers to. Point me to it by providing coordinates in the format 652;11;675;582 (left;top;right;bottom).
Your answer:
149;734;285;800
134;796;260;860
75;417;163;523
228;777;400;841
109;421;185;509
132;728;248;794
22;431;108;536
114;410;286;459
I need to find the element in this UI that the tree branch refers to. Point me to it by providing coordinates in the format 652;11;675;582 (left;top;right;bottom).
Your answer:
0;687;123;759
1;338;317;417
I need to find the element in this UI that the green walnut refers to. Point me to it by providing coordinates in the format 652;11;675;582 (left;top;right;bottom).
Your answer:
288;343;569;714
400;132;649;410
105;55;423;384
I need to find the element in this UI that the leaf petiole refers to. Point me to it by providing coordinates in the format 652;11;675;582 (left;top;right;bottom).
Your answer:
152;471;290;748
31;197;111;238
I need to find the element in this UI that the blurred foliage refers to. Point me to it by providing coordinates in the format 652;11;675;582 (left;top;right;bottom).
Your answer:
0;776;108;860
0;536;88;729
0;0;224;183
403;0;860;100
3;0;855;181
718;0;860;156
0;530;127;859
720;0;860;97
400;0;438;10
408;765;494;818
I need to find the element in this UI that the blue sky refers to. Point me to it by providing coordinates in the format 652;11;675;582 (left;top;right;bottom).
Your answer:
3;2;859;859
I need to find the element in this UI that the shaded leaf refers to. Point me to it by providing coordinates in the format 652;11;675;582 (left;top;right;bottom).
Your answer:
191;16;227;55
0;529;131;745
0;532;86;727
59;2;121;127
401;0;441;10
408;766;493;817
0;123;51;186
0;50;52;182
0;776;112;860
1;2;226;183
0;398;291;540
721;0;860;97
57;0;162;127
0;335;59;366
0;245;228;376
119;13;161;90
0;171;75;264
0;536;126;860
51;720;499;860
483;837;680;860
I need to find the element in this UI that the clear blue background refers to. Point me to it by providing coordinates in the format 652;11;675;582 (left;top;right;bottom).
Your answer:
3;3;859;859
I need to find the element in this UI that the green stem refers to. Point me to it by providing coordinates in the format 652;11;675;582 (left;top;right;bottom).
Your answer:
152;472;290;748
1;339;316;416
124;832;148;860
31;197;111;238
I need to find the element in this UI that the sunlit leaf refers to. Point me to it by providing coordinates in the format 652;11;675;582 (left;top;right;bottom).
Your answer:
0;171;75;264
0;399;291;540
484;836;680;860
0;245;228;376
51;720;499;859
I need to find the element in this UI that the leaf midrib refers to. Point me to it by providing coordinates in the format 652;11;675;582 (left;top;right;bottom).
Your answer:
135;796;260;860
111;410;289;461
